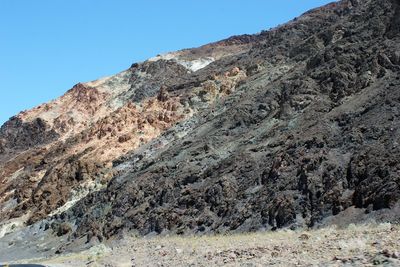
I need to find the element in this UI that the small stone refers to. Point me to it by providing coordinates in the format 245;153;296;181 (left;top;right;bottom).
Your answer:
382;249;391;257
299;233;311;240
159;250;168;257
372;241;381;246
228;252;237;259
118;134;131;143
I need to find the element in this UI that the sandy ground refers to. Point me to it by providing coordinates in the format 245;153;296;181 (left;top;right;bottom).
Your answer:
5;223;399;267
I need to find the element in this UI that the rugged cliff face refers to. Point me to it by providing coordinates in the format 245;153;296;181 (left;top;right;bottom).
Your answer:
0;0;399;249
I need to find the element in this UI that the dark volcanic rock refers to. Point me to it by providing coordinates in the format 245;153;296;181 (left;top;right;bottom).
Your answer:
0;117;59;151
55;0;400;240
129;59;189;102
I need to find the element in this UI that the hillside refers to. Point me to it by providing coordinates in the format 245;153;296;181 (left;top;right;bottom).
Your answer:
0;0;400;263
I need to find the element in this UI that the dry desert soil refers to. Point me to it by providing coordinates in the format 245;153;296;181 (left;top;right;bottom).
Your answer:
5;223;400;267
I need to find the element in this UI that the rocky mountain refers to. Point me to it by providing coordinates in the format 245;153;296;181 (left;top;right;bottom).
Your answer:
0;0;400;257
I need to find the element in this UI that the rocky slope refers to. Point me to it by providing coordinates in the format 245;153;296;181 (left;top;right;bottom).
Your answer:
0;0;400;257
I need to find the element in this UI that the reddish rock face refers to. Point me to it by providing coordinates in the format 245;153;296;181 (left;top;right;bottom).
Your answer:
0;42;247;226
1;0;400;246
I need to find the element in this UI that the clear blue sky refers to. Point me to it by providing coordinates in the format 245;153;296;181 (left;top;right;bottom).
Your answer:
0;0;333;126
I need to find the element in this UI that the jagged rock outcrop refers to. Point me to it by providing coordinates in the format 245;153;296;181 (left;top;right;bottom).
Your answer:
0;117;59;152
0;0;399;251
